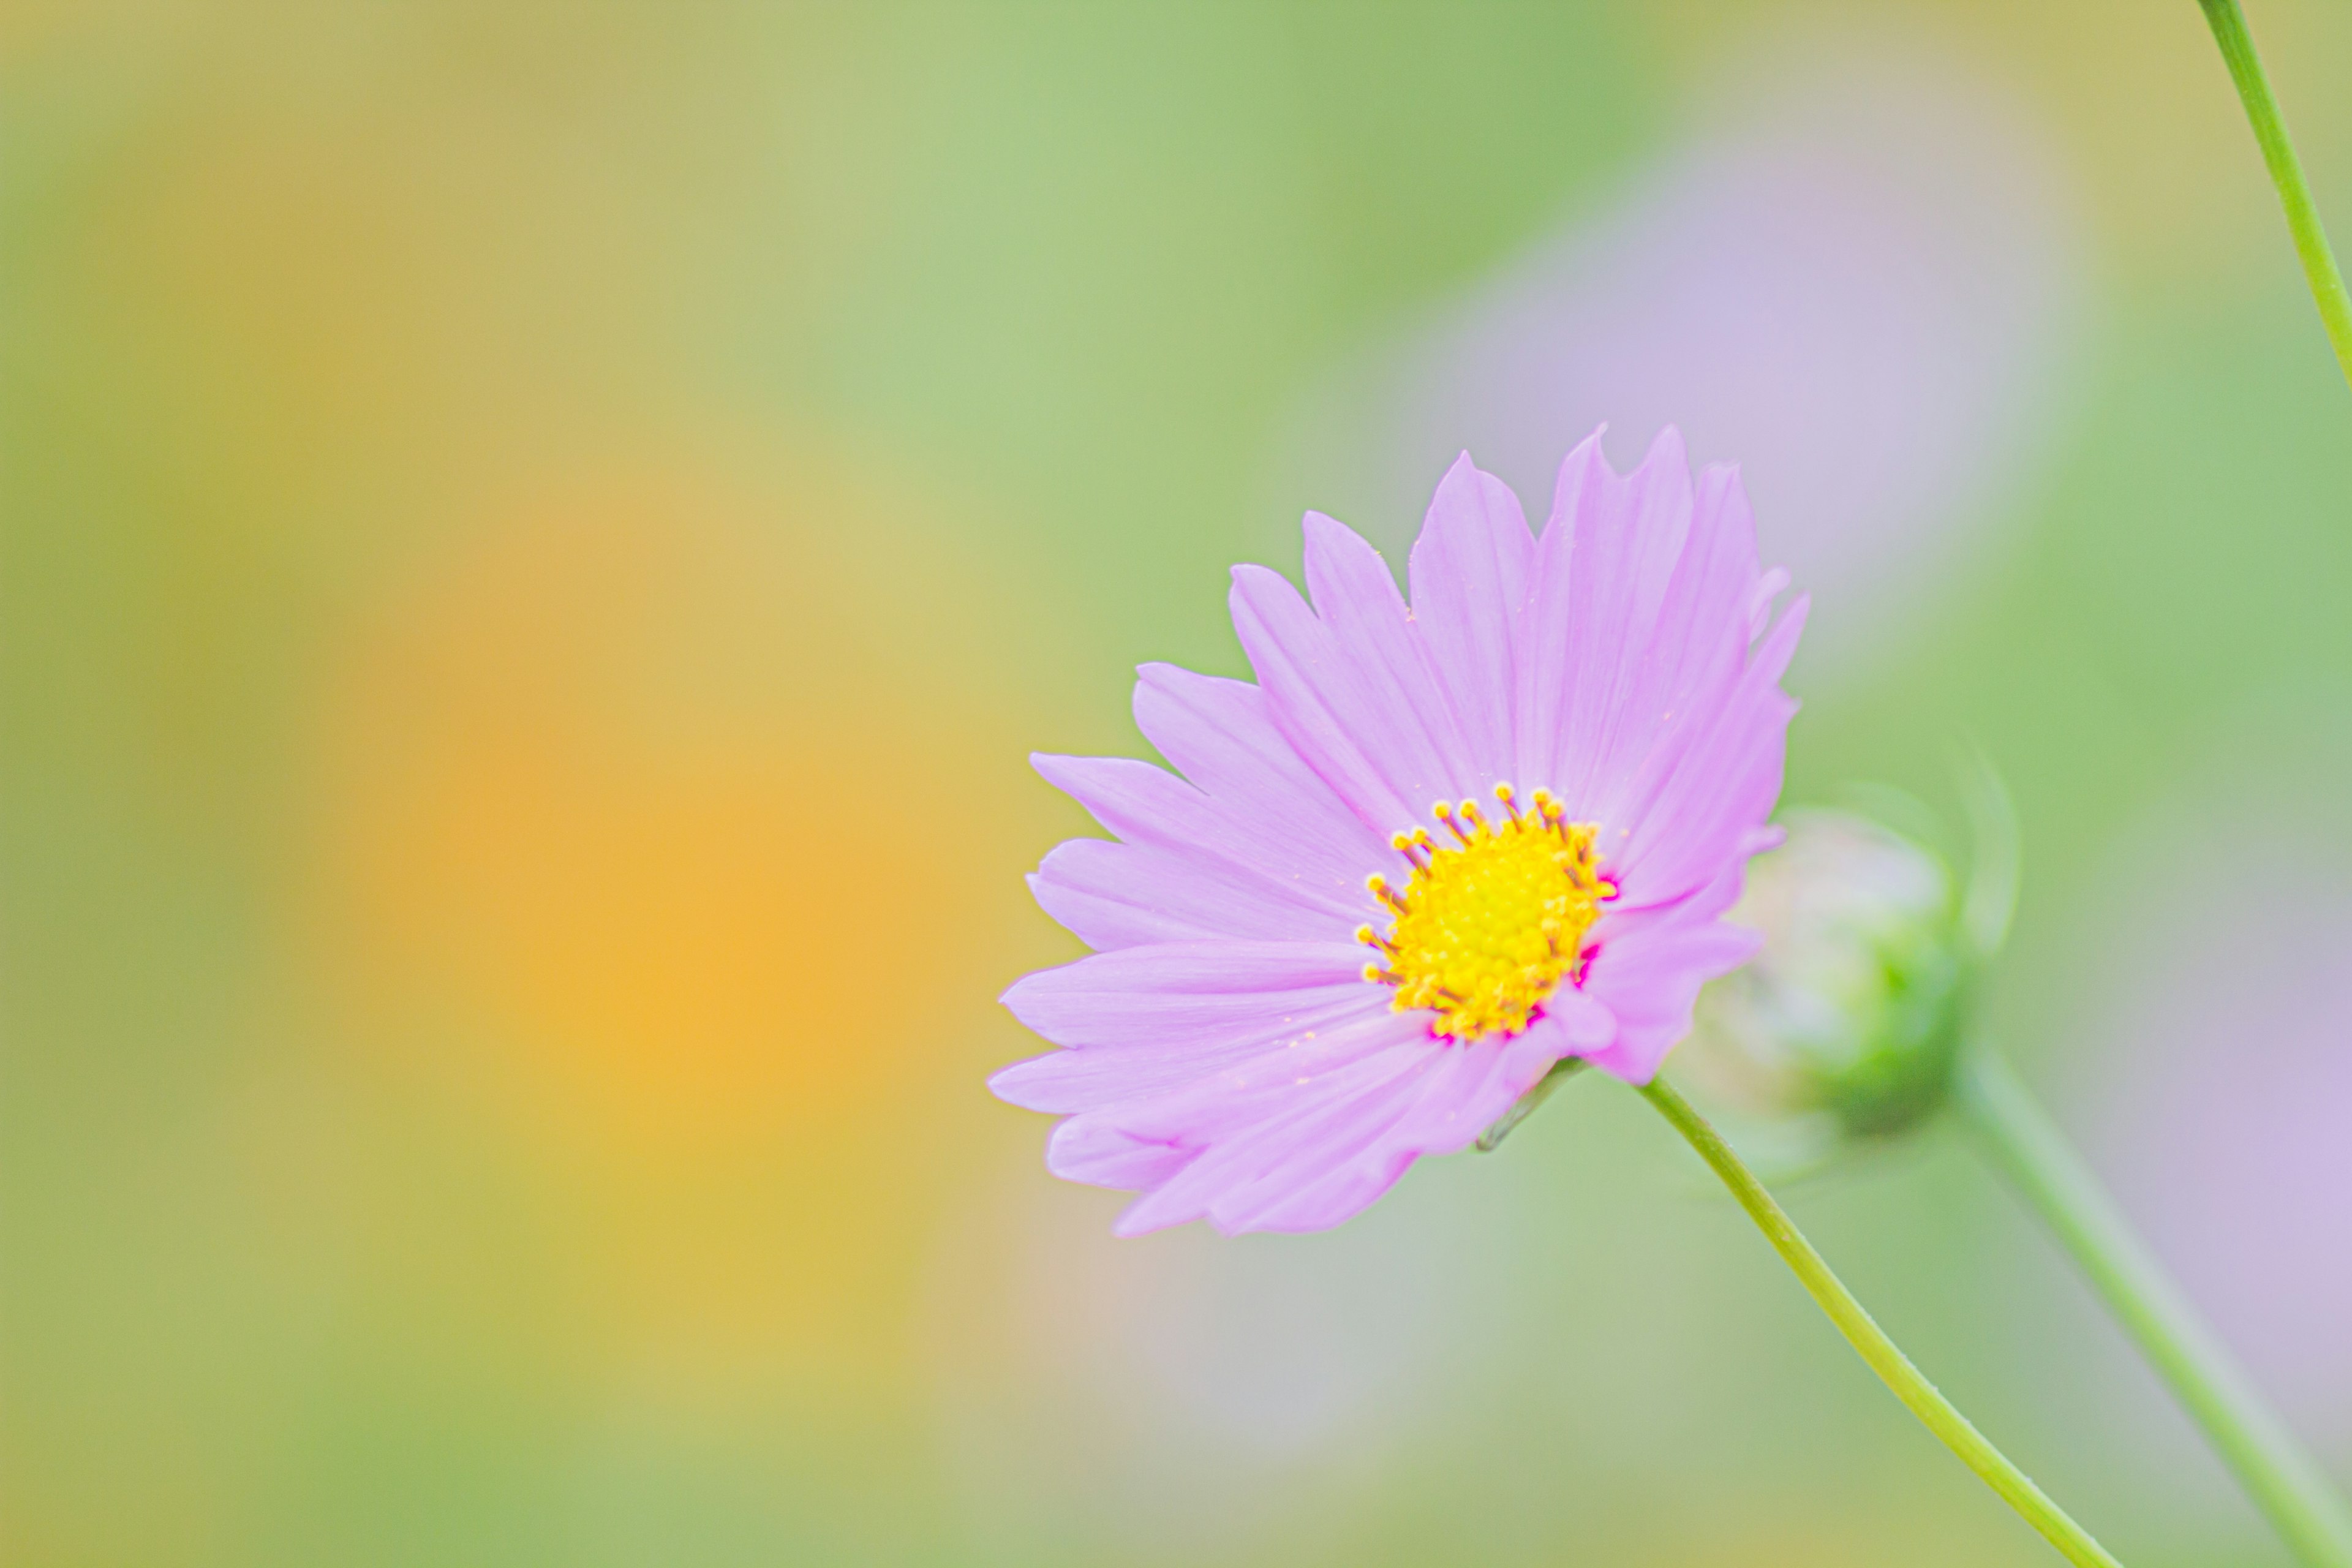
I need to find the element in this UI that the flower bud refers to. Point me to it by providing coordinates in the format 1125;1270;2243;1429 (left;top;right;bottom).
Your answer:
1685;810;1970;1140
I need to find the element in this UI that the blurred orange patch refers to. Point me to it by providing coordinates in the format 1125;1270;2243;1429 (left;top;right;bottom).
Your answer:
303;448;1054;1396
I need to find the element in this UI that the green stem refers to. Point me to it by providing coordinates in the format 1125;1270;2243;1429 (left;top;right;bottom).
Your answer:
2198;0;2352;396
1958;1047;2352;1568
1638;1074;2122;1567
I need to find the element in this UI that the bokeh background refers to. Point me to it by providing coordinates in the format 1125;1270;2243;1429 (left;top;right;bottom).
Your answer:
8;2;2352;1564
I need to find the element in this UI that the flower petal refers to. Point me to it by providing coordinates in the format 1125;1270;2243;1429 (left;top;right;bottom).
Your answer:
1033;752;1372;921
1227;564;1424;834
1131;663;1390;881
1543;985;1618;1052
999;939;1373;1050
1042;1118;1196;1189
1406;453;1534;786
1551;428;1695;812
988;989;1386;1114
1109;1024;1441;1237
1606;593;1806;908
1586;459;1770;825
1579;873;1763;1084
1028;836;1339;952
1202;1045;1489;1235
1113;1009;1570;1237
1298;510;1480;810
1089;1005;1432;1142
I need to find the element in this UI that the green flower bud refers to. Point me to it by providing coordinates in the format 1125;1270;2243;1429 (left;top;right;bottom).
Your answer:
1686;809;1973;1140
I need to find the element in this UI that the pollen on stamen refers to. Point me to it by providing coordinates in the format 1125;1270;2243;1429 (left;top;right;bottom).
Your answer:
1389;829;1434;869
1359;786;1616;1044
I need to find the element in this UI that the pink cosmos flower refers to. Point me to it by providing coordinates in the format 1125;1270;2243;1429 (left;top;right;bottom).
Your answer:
993;428;1806;1236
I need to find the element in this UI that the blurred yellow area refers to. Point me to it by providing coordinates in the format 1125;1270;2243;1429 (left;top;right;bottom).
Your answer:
303;453;1046;1399
10;10;1074;1556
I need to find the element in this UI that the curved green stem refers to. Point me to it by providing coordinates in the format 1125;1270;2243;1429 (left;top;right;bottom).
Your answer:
1958;1047;2352;1568
2198;0;2352;396
1638;1074;2122;1567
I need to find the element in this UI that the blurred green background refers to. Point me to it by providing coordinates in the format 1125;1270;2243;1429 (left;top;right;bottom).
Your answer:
8;3;2351;1564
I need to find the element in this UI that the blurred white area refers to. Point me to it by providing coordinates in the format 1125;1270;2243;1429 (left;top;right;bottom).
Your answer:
1272;32;2089;676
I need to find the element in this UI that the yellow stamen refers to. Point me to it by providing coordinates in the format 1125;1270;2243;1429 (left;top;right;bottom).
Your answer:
1363;782;1613;1042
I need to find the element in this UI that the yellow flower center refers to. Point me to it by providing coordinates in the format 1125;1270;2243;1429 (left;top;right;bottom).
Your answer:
1358;785;1612;1042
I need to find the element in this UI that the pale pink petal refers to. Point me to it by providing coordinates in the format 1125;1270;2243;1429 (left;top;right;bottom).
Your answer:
1033;752;1372;919
1298;510;1480;810
1227;564;1425;834
1383;1022;1561;1156
1203;1019;1567;1235
989;990;1387;1114
1208;1139;1420;1235
1034;1006;1413;1183
1132;662;1389;881
1203;1044;1496;1234
1549;427;1695;815
1511;428;1606;796
1406;453;1534;786
1112;1028;1441;1237
1542;985;1619;1051
1579;873;1763;1083
1097;1007;1435;1142
1000;940;1371;1050
1042;1118;1196;1189
1574;455;1757;823
1607;595;1806;907
1028;836;1345;952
